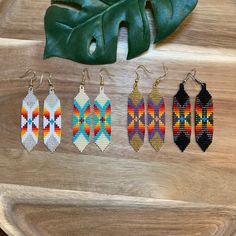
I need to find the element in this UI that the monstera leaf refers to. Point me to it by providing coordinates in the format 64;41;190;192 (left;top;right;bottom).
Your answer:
44;0;198;64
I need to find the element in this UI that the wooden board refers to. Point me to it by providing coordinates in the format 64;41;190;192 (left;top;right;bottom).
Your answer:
0;0;236;235
1;184;236;236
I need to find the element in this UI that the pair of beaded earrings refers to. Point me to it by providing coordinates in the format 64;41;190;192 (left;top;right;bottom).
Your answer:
128;65;167;152
173;69;214;152
21;70;61;152
128;66;214;153
72;68;111;152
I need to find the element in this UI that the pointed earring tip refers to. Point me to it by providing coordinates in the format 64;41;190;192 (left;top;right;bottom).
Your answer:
131;143;142;152
198;140;212;152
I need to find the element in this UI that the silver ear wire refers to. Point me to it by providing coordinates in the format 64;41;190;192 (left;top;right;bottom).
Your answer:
135;65;153;83
182;69;204;86
158;64;168;81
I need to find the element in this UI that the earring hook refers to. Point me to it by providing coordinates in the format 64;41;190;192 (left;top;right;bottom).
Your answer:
40;72;54;91
154;64;168;87
99;68;113;87
183;69;203;86
135;65;153;83
20;69;36;79
81;68;90;86
20;69;37;89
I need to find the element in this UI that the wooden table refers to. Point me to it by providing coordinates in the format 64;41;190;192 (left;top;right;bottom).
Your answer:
0;0;236;235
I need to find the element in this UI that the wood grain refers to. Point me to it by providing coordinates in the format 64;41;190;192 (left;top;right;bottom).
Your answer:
1;184;236;236
0;0;236;235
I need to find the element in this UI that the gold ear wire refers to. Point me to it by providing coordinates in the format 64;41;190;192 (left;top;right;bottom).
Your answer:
81;68;90;86
20;69;37;89
154;64;168;87
20;69;36;79
135;65;153;83
40;72;54;91
99;68;113;86
134;65;153;89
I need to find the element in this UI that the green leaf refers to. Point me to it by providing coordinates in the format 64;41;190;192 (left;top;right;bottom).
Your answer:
44;0;198;64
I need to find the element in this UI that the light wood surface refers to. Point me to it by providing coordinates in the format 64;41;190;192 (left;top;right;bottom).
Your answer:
1;184;236;236
0;0;236;235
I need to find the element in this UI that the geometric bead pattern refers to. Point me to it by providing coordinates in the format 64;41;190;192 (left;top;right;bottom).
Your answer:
147;87;165;151
195;83;214;151
43;90;61;152
73;86;90;152
173;84;191;152
21;90;39;152
128;85;145;152
94;87;111;152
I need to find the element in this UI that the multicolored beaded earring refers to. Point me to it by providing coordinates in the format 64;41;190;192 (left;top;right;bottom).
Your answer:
173;75;192;152
20;70;40;152
72;69;91;152
192;71;214;151
147;65;167;152
173;69;214;152
128;65;149;152
94;68;112;152
42;72;62;152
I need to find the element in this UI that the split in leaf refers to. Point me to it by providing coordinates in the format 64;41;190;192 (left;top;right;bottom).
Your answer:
44;0;198;64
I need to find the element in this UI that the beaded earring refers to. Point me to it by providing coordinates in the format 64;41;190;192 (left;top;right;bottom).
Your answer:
72;69;91;152
20;70;40;152
128;65;149;152
173;73;192;152
192;70;214;151
147;65;167;152
94;68;112;152
42;73;62;152
173;69;214;152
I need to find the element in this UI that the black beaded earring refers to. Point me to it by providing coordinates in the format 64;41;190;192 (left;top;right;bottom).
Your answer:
173;69;214;152
173;78;191;152
195;80;214;152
